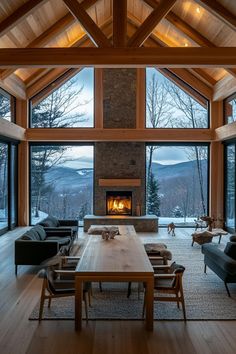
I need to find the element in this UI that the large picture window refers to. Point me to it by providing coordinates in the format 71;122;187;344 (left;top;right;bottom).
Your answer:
146;143;209;226
0;140;18;235
225;143;236;231
224;93;236;124
30;68;94;128
0;88;15;122
30;144;94;225
146;68;209;129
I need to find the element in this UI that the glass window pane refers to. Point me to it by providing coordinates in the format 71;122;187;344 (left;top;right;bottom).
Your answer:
225;144;235;229
0;143;8;230
225;96;236;124
10;145;17;226
30;145;94;226
146;68;208;128
31;68;94;128
0;88;14;122
146;144;208;226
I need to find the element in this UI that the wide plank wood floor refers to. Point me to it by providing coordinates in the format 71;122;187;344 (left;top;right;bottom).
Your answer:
0;226;236;354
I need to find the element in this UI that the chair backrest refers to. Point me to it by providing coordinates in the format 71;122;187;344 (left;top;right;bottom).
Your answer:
169;262;185;288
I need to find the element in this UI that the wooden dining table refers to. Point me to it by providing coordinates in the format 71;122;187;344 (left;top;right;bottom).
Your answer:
75;225;154;330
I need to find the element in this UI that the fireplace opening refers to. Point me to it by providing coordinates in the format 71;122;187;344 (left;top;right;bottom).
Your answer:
106;191;132;216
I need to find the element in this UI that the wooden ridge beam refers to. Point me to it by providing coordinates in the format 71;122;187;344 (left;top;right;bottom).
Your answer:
0;0;47;38
127;0;177;47
26;128;214;142
63;0;111;47
113;0;127;47
0;0;98;80
195;0;236;31
0;47;235;67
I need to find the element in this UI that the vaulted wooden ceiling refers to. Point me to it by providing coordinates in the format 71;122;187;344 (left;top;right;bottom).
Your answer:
0;0;235;99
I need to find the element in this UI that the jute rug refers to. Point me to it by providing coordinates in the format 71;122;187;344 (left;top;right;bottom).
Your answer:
29;238;236;321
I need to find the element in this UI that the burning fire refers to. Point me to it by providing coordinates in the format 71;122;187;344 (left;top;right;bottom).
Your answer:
107;196;131;215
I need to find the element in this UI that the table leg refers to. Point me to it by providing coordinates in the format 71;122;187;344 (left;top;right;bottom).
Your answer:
218;234;222;244
75;278;83;331
145;276;154;331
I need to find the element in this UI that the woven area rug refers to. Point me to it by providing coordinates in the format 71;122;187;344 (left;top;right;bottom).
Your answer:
29;238;236;321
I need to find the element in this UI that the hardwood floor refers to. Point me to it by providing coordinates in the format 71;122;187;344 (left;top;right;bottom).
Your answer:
0;227;236;354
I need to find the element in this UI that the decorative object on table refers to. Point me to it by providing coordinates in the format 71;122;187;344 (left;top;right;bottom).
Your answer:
88;225;120;235
167;222;175;236
101;229;117;240
199;216;215;231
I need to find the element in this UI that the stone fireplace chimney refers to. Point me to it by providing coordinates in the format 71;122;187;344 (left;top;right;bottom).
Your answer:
94;69;146;216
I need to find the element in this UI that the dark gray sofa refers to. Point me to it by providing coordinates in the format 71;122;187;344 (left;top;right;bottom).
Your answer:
15;225;73;275
202;241;236;296
37;215;78;238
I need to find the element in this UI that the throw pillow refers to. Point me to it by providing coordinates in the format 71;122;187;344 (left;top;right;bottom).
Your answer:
224;242;236;260
34;225;47;240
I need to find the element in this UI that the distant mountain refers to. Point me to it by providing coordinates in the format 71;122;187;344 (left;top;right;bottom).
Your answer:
150;160;208;181
44;159;207;192
45;166;93;191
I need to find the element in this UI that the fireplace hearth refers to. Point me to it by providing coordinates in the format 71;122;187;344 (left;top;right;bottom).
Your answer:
106;191;132;216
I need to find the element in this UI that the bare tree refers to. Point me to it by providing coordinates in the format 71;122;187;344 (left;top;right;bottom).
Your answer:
164;80;208;214
31;76;90;218
146;73;173;184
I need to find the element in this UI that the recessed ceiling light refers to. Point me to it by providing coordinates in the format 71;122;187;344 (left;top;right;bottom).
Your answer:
184;42;188;47
196;7;201;14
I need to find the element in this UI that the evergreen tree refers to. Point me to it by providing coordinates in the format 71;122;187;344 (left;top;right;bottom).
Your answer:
147;172;160;216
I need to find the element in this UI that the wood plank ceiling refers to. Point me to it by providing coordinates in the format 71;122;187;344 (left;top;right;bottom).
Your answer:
0;0;235;98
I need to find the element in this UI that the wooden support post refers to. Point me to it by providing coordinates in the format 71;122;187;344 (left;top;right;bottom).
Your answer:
209;101;224;226
94;68;103;128
136;68;146;129
16;99;29;226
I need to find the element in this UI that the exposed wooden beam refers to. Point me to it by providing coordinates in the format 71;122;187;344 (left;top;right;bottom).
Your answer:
127;19;213;97
63;0;111;47
215;121;236;141
165;11;214;47
0;0;47;38
26;128;214;142
127;0;177;47
0;47;235;67
0;119;25;141
26;20;112;98
31;69;81;106
143;0;236;80
0;74;26;99
159;68;210;105
188;68;217;87
195;0;236;31
0;0;98;80
213;75;236;101
113;0;127;47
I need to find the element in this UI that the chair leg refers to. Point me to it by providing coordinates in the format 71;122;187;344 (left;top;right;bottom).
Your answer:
99;282;103;292
15;265;18;276
48;298;52;308
176;294;180;308
224;282;231;297
39;294;45;321
84;293;89;323
127;282;132;298
204;264;207;273
142;292;146;318
88;289;92;307
181;298;187;321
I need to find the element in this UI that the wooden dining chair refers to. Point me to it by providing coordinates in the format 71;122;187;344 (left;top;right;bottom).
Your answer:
143;262;186;320
39;265;91;321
